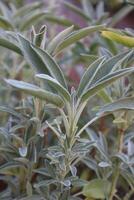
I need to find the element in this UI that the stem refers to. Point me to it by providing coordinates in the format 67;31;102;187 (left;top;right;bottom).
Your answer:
109;127;125;200
109;166;120;200
59;108;70;137
76;116;99;137
118;128;124;153
73;191;83;197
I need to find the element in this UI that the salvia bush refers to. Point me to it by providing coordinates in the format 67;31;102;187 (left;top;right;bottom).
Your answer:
0;1;134;200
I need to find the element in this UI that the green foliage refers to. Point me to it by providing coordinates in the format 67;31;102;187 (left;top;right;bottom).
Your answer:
83;179;111;199
0;1;134;200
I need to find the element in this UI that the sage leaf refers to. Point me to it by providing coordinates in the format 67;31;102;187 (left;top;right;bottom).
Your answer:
81;67;134;103
31;44;67;88
47;25;74;55
36;74;70;101
83;179;111;199
97;97;134;116
54;25;105;54
0;16;13;30
5;79;64;107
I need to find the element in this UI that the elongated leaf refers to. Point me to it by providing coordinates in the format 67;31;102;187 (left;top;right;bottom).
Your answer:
33;168;52;177
0;106;24;118
0;2;11;19
0;37;22;54
27;142;37;163
43;15;79;29
18;34;50;74
63;1;91;20
97;89;112;103
102;30;134;47
78;50;133;98
109;5;134;27
5;79;64;107
77;57;105;97
88;50;133;87
19;11;48;31
31;45;67;88
33;25;47;48
34;179;57;188
13;2;43;17
18;35;67;88
80;54;99;64
81;67;134;103
36;74;70;101
54;25;105;54
97;97;134;116
0;16;13;30
83;179;111;199
47;25;74;54
81;0;94;19
0;161;27;176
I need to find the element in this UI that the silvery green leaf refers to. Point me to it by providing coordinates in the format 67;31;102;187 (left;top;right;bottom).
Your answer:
13;2;43;17
34;179;57;188
86;128;99;141
109;5;134;27
0;16;13;30
81;0;94;19
99;47;112;58
27;141;37;163
19;146;27;157
0;105;24;119
61;180;71;187
71;178;88;187
113;153;129;164
98;161;111;168
36;74;70;102
31;45;67;88
18;34;49;74
77;57;105;97
0;32;22;55
79;49;130;101
82;157;98;172
32;25;47;49
53;152;65;158
47;25;74;54
81;67;134;103
96;1;104;19
45;160;56;178
63;1;90;21
0;161;26;176
70;166;77;177
127;140;134;156
88;50;133;87
19;11;48;31
99;133;108;153
54;25;105;54
33;168;52;178
97;97;134;116
5;79;64;108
